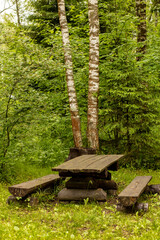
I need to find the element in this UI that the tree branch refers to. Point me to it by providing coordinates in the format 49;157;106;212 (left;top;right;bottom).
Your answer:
0;4;14;14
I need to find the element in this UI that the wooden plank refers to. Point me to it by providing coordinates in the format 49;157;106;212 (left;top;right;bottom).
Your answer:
84;155;124;171
53;155;96;172
52;154;124;173
118;176;152;206
8;174;61;197
58;188;107;201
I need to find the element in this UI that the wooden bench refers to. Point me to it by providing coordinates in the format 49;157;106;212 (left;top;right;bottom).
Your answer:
8;174;62;198
118;176;152;208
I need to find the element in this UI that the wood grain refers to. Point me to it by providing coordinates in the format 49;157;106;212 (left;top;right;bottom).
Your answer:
52;154;124;173
8;174;61;197
118;176;152;206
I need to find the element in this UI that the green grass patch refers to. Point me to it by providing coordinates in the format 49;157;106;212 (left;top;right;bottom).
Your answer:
1;168;160;239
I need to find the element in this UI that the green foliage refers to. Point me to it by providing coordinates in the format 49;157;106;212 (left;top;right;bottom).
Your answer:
1;0;160;182
1;169;160;239
0;21;73;179
98;0;160;167
27;0;59;45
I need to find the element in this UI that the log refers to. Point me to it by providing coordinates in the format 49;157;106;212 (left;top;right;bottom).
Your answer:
65;177;98;189
65;178;116;190
97;179;117;190
8;174;62;197
59;169;111;180
107;189;117;196
117;203;149;212
145;184;160;194
6;196;39;206
65;147;96;161
58;188;107;201
118;176;152;207
7;195;20;204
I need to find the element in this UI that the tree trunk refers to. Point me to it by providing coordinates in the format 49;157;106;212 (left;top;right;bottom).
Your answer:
155;9;158;27
15;0;21;25
136;0;147;61
57;0;83;148
87;0;100;150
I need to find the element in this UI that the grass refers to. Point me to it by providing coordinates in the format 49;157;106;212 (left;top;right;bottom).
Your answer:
1;168;160;239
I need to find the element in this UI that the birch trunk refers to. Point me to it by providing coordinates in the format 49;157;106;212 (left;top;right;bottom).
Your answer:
136;0;147;61
87;0;99;150
57;0;83;148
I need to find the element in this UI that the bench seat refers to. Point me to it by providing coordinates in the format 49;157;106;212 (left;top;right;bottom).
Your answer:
118;176;152;207
8;174;61;198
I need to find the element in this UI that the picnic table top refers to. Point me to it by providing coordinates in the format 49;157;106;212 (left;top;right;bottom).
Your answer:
52;154;124;174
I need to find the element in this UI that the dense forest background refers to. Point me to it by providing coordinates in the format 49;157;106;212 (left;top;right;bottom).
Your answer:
1;0;160;182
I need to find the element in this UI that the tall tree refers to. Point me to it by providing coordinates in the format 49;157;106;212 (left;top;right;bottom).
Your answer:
15;0;21;25
57;0;83;148
87;0;100;150
136;0;147;61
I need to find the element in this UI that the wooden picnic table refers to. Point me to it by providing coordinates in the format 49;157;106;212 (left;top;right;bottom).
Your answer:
52;154;124;174
52;154;124;202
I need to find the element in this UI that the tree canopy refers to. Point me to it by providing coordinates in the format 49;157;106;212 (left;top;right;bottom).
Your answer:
1;0;160;181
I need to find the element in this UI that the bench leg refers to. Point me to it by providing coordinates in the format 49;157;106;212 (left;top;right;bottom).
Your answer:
117;202;149;212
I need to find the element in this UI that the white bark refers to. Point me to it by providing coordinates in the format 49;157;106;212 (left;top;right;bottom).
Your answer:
87;0;99;150
57;0;83;148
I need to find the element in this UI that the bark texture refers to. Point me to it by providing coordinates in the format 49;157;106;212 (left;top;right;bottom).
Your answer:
87;0;100;150
136;0;147;61
57;0;83;148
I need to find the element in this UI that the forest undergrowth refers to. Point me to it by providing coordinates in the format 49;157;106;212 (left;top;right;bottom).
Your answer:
1;168;160;240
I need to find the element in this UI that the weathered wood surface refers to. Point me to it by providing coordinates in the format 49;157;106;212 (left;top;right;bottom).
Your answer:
59;169;111;179
118;176;152;206
58;188;107;201
65;178;117;190
8;174;61;197
145;184;160;194
52;154;124;173
117;203;149;212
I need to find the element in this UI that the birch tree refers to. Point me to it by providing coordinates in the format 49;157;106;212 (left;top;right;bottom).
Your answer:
87;0;99;150
57;0;83;148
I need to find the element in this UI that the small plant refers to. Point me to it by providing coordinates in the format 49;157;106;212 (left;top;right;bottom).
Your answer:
84;197;89;206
